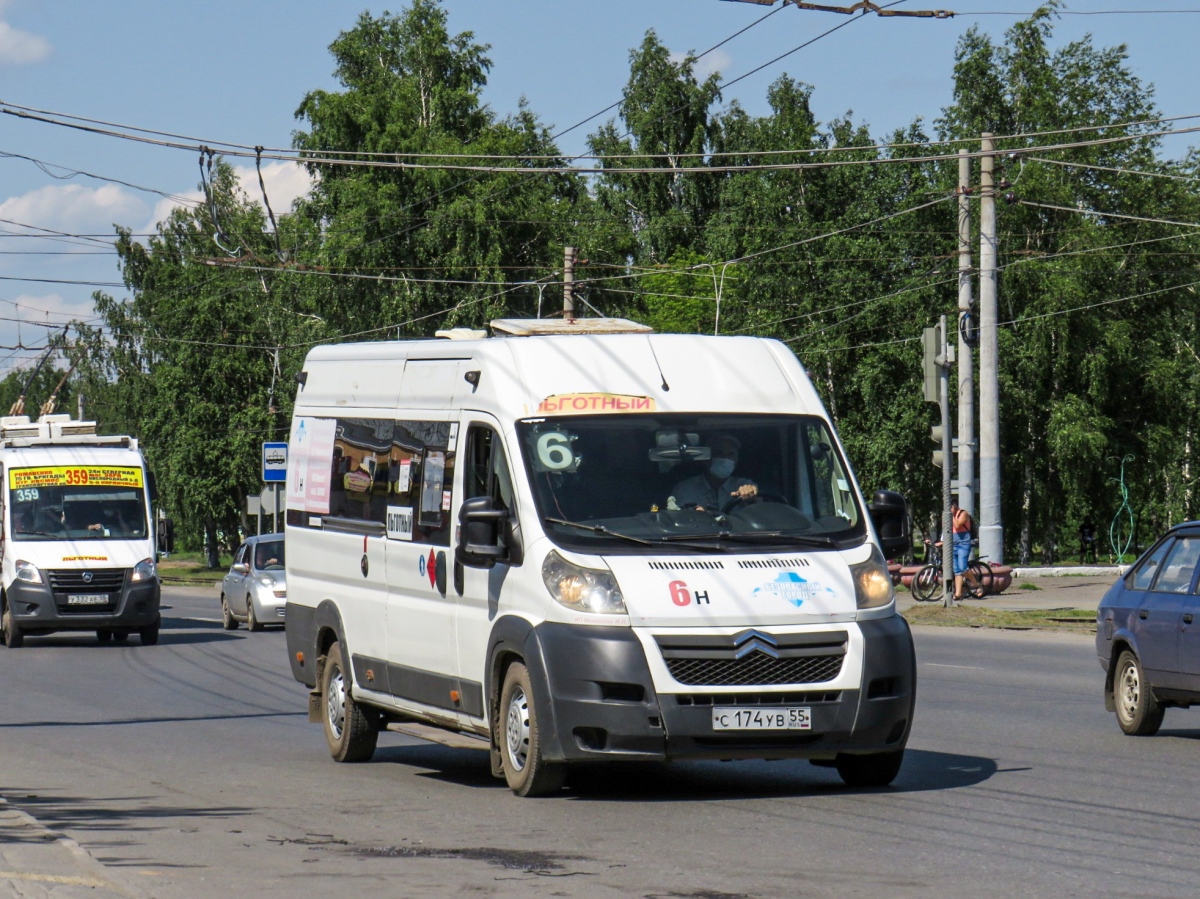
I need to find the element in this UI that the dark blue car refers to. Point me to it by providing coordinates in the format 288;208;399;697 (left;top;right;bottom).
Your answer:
1097;522;1200;735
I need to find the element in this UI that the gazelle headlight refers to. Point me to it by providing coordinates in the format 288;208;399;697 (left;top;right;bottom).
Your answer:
132;557;157;583
14;559;43;584
850;545;894;610
542;550;626;615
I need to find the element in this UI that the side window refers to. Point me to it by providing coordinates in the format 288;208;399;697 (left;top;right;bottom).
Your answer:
465;425;516;514
1152;537;1200;594
383;420;456;547
1130;539;1172;591
328;418;394;524
234;544;248;566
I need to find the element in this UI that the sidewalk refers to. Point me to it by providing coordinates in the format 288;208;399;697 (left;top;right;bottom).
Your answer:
897;570;1118;613
0;796;144;898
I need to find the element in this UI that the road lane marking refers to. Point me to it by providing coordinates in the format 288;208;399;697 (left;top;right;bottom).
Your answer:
925;663;985;670
0;870;111;887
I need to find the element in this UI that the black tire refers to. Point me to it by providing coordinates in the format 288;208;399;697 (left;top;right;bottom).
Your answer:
965;561;993;599
221;594;238;630
835;749;905;788
113;632;129;643
1114;650;1164;736
2;606;23;648
139;615;160;646
910;565;942;602
247;596;264;632
499;662;566;797
321;641;377;763
97;628;113;643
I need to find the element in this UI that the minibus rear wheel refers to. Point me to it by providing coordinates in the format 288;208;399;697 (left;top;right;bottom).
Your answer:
499;662;565;797
321;640;378;763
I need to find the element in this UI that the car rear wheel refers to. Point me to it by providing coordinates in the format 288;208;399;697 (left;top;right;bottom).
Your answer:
221;594;238;630
97;628;113;643
499;662;565;797
247;596;264;632
1115;650;1164;736
321;640;377;763
835;749;904;788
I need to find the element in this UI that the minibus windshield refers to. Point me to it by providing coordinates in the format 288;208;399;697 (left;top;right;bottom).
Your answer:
11;481;148;541
516;415;865;553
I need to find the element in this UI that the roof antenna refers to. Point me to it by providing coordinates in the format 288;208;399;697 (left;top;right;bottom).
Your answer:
646;335;670;392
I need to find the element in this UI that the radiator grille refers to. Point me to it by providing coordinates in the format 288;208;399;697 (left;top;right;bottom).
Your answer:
47;568;127;591
736;557;811;569
647;560;725;570
664;652;844;687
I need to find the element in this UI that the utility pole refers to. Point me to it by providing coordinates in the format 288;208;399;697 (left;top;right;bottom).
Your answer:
563;246;576;321
923;317;954;607
957;148;976;521
979;133;1002;564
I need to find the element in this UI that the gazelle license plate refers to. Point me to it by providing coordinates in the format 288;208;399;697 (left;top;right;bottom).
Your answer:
67;594;109;605
711;707;811;730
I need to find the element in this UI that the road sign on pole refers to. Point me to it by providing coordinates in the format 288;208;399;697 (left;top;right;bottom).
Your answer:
263;442;288;483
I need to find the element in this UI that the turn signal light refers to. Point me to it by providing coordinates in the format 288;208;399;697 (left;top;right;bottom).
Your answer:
295;652;305;665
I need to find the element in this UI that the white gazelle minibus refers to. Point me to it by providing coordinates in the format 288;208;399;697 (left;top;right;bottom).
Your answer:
285;319;914;796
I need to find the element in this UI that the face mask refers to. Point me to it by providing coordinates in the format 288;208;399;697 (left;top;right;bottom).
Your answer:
709;458;736;480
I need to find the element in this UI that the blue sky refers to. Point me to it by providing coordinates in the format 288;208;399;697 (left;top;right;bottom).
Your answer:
0;0;1196;378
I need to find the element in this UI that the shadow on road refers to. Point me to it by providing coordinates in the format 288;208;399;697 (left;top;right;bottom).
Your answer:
373;742;997;799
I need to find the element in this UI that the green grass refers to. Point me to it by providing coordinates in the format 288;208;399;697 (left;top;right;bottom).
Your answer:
158;551;229;586
902;605;1096;632
1018;582;1042;591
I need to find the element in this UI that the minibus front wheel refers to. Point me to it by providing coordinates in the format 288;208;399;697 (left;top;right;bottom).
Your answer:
500;662;565;797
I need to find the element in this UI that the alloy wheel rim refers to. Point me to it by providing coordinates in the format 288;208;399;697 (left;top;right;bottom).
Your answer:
505;686;530;772
326;667;347;738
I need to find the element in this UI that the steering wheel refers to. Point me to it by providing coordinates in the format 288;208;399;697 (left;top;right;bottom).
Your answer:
720;491;789;516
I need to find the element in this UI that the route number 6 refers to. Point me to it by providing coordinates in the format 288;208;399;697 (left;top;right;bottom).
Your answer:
535;431;575;471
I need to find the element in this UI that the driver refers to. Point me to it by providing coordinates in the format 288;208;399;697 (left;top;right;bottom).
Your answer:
670;434;757;512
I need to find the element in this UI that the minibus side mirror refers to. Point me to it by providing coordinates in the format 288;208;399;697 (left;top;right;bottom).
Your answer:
868;489;911;560
457;496;513;569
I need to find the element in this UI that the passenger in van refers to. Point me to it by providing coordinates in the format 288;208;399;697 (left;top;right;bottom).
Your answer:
670;434;758;512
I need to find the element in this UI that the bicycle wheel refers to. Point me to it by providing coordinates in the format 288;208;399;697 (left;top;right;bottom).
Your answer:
965;561;993;599
911;565;943;602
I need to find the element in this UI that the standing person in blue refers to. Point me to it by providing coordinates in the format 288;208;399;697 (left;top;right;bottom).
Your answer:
670;434;757;512
951;498;974;600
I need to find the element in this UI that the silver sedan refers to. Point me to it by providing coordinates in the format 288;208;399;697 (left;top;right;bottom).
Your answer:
220;534;286;632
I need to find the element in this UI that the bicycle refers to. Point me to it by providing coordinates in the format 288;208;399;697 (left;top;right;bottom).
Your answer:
911;539;994;601
911;539;945;602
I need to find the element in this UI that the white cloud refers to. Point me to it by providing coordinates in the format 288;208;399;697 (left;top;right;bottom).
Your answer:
0;20;51;66
0;183;147;236
146;160;312;232
670;49;732;82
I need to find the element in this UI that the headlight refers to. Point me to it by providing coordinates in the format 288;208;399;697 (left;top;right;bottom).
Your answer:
850;545;894;610
132;557;157;583
258;574;276;588
14;559;43;584
541;550;626;615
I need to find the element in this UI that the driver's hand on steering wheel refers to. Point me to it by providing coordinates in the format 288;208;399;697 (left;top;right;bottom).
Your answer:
730;483;758;500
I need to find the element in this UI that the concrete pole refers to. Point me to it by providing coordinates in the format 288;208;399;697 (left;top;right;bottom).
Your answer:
939;315;954;607
979;134;1002;564
563;247;575;321
957;148;976;521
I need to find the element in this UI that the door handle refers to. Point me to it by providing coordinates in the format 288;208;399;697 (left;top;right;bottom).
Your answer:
1138;609;1148;619
1184;613;1194;625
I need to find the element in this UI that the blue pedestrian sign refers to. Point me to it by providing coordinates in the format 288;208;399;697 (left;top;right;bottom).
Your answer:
263;442;288;482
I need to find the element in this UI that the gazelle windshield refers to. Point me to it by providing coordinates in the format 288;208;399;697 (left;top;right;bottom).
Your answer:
516;414;864;553
10;471;148;542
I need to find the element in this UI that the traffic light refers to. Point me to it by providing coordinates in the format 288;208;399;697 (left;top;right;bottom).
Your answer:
931;425;945;468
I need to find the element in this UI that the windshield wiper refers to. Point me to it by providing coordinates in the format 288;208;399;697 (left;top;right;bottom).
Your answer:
677;530;840;548
543;518;728;553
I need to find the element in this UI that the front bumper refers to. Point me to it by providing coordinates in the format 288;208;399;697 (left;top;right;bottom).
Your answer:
526;615;916;763
6;571;160;633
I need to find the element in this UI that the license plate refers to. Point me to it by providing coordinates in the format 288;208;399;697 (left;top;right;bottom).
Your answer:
67;594;109;605
712;707;811;730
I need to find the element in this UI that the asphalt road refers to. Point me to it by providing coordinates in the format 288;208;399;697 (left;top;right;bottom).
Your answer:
1;585;1198;898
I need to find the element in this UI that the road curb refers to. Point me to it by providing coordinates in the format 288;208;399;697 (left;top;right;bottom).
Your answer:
1010;566;1125;578
0;795;150;898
